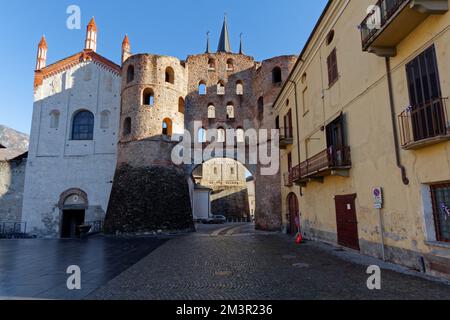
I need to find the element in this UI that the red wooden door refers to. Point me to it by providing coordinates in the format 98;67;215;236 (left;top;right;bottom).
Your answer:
334;194;360;250
288;193;299;235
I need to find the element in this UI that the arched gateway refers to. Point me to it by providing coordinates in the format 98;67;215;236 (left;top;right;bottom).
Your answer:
104;19;297;234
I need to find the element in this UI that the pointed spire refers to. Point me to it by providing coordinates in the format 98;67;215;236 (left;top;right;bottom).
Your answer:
217;15;231;53
239;33;244;55
85;17;97;52
36;36;48;70
205;31;212;54
122;34;131;64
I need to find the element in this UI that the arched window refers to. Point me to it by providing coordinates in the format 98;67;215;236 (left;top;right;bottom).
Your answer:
208;58;215;70
272;67;282;84
258;96;264;115
236;81;244;95
165;67;175;84
236;128;245;143
214;167;218;175
72;110;94;140
198;128;207;143
143;88;154;106
226;102;235;119
162;118;173;136
50;110;60;129
198;81;207;95
127;65;134;83
178;97;185;114
208;104;216;119
226;59;234;70
217;81;225;95
326;30;335;45
100;110;110;129
123;117;131;135
217;127;225;143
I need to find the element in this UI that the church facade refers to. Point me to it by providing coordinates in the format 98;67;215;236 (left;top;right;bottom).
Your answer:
22;18;296;238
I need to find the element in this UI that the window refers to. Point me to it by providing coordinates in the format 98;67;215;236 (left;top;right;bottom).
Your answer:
226;102;235;119
143;88;154;106
72;110;94;140
258;97;264;115
178;97;185;114
162;118;173;136
283;109;293;139
165;67;175;84
230;167;235;175
326;114;347;166
327;48;339;86
405;45;445;143
431;183;450;242
127;65;134;83
227;59;234;71
288;153;292;172
236;128;245;143
272;67;282;84
198;128;207;143
50;110;60;129
208;58;215;70
123;117;131;135
217;128;225;143
326;30;335;45
275;116;280;130
100;110;110;129
217;81;225;95
302;87;309;115
208;104;216;119
199;81;207;95
214;167;218;175
236;81;244;95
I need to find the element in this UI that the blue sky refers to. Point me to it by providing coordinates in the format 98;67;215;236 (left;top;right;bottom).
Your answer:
0;0;328;134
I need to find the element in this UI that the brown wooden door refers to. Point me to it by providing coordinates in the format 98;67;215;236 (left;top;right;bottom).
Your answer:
288;193;299;235
335;194;360;250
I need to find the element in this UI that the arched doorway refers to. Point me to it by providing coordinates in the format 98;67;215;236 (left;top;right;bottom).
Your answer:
59;189;88;239
287;193;299;235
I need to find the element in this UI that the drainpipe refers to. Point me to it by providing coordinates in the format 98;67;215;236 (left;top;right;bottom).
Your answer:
288;79;303;198
385;57;409;186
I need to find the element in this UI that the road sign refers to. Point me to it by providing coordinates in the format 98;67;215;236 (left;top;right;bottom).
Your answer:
373;187;383;209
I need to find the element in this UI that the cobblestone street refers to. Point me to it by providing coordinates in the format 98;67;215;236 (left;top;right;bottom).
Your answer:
89;224;450;300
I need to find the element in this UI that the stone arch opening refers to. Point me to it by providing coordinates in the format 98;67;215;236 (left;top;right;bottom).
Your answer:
165;67;175;84
123;117;131;136
142;88;155;106
162;118;173;136
198;81;207;95
191;158;256;223
71;110;94;141
178;97;185;114
127;65;135;83
272;66;282;84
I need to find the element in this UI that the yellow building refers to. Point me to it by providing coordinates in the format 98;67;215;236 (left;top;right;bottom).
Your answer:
275;0;450;278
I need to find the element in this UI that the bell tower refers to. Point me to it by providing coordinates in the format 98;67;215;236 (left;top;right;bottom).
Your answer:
36;36;48;70
85;17;97;52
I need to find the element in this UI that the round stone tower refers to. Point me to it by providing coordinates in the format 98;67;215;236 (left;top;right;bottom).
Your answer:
104;53;194;234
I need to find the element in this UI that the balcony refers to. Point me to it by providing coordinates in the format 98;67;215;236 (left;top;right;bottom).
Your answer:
399;97;450;149
292;146;352;185
360;0;448;56
279;127;294;149
284;172;294;187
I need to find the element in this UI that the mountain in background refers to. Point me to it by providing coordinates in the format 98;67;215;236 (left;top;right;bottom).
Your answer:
0;125;29;152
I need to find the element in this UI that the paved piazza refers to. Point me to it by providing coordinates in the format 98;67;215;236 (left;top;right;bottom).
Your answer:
1;224;449;300
89;224;450;300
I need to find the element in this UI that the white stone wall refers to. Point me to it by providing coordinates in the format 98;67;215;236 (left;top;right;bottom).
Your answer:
22;61;120;237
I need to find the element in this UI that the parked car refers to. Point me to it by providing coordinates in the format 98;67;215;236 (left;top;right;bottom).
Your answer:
202;215;227;224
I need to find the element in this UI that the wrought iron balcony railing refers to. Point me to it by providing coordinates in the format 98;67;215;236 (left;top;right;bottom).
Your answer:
360;0;448;55
292;146;351;183
399;97;450;149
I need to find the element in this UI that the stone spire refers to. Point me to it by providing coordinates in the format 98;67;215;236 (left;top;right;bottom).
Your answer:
205;31;212;54
122;34;131;64
85;17;97;52
36;36;48;70
217;15;231;53
239;33;244;55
